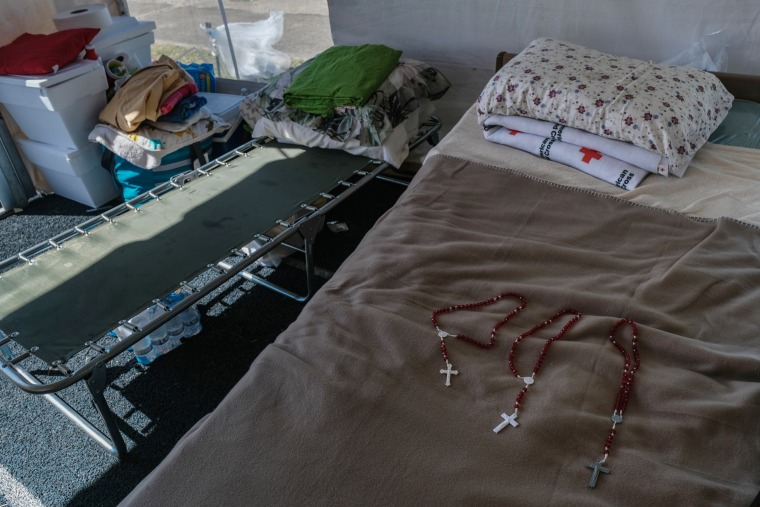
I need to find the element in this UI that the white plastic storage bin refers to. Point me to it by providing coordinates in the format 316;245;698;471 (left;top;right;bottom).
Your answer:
198;92;249;156
198;92;243;125
17;139;119;208
92;16;157;70
0;59;107;150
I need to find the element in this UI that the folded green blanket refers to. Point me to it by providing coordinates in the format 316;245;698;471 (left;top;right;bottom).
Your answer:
283;44;402;117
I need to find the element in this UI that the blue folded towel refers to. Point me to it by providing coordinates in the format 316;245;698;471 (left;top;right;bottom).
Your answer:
159;94;208;123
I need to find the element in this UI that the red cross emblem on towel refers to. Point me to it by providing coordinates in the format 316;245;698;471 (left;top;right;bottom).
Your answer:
509;130;520;135
579;147;602;163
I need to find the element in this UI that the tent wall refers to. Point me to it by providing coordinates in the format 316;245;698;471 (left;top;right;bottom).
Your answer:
328;0;759;74
328;0;760;129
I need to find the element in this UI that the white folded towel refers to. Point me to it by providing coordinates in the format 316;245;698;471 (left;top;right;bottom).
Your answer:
485;115;669;176
482;122;649;190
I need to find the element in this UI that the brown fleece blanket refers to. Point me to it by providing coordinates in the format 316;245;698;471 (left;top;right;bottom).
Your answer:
120;154;760;506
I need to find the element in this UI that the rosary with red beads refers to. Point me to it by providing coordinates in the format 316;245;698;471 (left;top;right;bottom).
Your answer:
431;291;527;386
585;318;640;488
431;292;641;489
492;308;583;433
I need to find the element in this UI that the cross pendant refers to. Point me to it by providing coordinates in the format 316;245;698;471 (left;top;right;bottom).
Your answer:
439;363;458;386
493;412;519;433
586;461;610;488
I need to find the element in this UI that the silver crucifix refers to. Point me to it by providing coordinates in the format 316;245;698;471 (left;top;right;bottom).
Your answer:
586;460;610;488
493;412;519;433
439;362;458;386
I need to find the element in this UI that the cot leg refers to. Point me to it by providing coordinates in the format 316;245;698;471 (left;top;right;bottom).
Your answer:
85;363;127;459
299;214;325;301
3;361;128;458
233;214;325;302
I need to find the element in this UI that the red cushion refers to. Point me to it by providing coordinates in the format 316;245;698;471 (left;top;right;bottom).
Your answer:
0;28;100;75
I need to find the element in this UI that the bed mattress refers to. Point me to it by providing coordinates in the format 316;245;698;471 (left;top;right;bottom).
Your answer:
120;153;760;506
429;104;760;226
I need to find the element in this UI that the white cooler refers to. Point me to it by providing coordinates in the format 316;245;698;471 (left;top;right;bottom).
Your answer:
199;92;243;124
17;139;118;208
0;59;107;150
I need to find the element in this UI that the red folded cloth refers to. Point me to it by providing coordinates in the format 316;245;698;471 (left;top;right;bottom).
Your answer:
0;28;100;75
159;81;199;115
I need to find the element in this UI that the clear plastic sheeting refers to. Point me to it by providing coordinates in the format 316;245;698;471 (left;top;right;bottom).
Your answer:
661;30;729;72
709;99;760;150
209;11;291;82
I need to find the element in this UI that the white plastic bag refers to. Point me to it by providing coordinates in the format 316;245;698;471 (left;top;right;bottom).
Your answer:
210;11;292;82
661;30;729;72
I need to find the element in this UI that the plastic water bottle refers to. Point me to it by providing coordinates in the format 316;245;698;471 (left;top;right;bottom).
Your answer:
132;336;157;365
148;322;171;357
139;306;171;357
112;291;201;362
162;291;186;350
164;314;184;350
181;304;203;337
112;311;152;363
128;308;169;362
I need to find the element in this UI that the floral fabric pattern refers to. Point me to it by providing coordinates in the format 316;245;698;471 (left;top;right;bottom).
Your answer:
476;38;734;176
240;57;450;148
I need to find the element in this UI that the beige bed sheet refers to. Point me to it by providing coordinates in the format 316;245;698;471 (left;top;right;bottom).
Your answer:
429;104;760;227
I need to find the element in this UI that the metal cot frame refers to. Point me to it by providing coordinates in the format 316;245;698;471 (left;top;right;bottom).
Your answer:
0;119;440;458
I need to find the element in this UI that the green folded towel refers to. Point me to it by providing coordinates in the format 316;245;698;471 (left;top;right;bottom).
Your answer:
283;44;403;117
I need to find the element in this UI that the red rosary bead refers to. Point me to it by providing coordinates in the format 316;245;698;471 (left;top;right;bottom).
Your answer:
505;308;582;414
509;308;582;377
432;291;526;347
439;341;449;362
435;294;643;490
587;318;640;487
432;292;527;385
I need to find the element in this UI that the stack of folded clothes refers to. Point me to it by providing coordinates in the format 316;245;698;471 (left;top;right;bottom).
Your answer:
89;55;230;200
241;44;450;168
